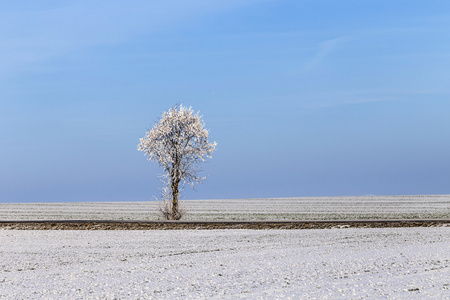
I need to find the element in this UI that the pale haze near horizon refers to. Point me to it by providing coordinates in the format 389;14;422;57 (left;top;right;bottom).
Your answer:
1;1;449;203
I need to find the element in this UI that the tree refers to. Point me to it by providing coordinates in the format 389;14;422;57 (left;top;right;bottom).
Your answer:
138;104;217;220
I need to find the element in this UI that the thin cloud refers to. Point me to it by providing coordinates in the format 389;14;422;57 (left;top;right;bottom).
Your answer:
302;36;351;72
0;0;262;79
306;97;399;110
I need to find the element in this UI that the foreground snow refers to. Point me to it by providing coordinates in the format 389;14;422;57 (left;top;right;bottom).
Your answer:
1;227;449;299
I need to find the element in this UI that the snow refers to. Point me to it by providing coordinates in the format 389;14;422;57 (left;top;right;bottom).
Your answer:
1;227;449;299
1;195;449;221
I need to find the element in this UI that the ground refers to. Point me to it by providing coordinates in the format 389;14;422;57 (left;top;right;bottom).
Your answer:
1;227;449;299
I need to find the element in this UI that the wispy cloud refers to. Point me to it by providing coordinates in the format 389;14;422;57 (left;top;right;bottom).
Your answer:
0;0;262;79
301;36;351;72
305;96;400;111
305;88;450;110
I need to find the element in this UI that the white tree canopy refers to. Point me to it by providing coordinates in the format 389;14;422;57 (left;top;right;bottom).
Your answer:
138;104;217;205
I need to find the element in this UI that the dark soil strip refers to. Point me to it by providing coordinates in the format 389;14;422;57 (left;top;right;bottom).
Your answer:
0;220;448;230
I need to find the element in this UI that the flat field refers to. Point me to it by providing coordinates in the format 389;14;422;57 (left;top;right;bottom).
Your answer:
1;196;448;299
1;195;449;221
1;227;449;299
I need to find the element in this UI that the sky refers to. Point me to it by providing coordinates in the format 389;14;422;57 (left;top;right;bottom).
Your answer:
1;0;449;203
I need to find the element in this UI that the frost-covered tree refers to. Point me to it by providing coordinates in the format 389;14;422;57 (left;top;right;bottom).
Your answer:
138;104;217;220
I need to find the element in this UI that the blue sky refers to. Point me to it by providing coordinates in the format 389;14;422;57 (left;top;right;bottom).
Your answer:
1;0;449;202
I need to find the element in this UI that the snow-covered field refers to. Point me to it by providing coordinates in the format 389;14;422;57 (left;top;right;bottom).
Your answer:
1;195;449;221
1;227;449;299
1;196;448;299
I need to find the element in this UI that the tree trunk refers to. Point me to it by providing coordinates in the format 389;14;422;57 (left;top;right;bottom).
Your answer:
170;176;181;220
